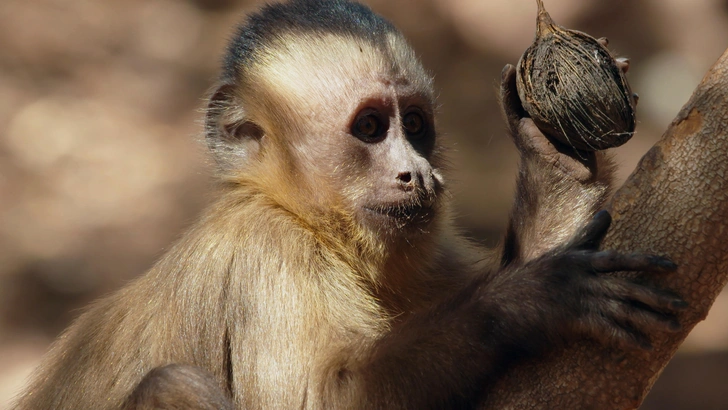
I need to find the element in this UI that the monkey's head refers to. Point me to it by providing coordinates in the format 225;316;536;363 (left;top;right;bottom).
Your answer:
206;0;447;247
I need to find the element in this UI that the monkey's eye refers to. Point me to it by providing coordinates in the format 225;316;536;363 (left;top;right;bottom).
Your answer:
403;111;427;139
351;111;387;142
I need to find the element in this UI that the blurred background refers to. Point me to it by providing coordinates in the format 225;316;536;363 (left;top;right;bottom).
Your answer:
1;0;728;408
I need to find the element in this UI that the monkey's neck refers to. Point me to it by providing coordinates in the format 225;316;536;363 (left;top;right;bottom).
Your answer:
214;186;445;315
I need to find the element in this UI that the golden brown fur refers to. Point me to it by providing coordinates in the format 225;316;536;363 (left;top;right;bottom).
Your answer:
14;24;470;409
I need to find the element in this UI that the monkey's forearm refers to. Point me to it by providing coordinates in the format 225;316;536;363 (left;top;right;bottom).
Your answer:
502;150;613;265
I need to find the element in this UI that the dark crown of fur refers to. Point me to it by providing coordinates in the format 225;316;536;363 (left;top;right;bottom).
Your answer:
222;0;396;82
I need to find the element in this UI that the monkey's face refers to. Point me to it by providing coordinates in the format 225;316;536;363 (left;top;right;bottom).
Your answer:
274;35;443;236
339;96;444;234
217;33;445;241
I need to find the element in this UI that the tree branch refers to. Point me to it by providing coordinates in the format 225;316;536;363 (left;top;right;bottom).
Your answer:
482;47;728;409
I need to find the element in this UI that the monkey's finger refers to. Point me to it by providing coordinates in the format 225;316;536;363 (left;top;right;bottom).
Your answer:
571;210;611;249
589;251;678;274
499;64;526;134
610;321;655;351
597;37;609;47
602;313;656;351
610;301;681;338
616;57;630;74
600;295;682;333
499;64;564;157
578;314;652;351
608;281;688;313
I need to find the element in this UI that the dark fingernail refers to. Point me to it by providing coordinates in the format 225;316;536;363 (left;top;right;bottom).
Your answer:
593;210;612;225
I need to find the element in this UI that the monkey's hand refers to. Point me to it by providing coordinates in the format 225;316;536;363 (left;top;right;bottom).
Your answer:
519;210;686;350
500;63;597;181
491;210;685;354
499;48;632;181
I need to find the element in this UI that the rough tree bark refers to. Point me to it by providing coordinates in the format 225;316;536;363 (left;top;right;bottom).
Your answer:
481;47;728;409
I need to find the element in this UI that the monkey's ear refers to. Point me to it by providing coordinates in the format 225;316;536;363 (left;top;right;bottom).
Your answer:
205;83;264;171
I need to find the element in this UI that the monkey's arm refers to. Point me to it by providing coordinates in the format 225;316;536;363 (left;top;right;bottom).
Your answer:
344;212;684;408
482;45;728;409
499;64;615;266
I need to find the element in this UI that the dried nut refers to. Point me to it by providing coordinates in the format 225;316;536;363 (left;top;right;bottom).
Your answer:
516;0;636;151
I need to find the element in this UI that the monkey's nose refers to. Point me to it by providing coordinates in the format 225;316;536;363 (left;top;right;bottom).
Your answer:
396;171;415;191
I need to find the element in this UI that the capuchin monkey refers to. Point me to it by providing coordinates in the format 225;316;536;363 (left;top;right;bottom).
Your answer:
13;0;685;409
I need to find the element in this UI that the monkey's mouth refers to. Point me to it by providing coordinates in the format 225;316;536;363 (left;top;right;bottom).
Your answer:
364;197;436;224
